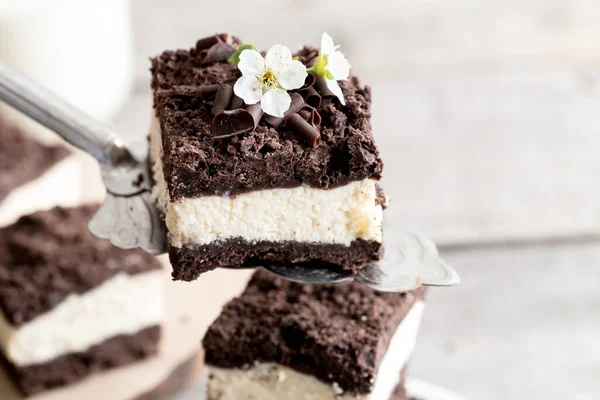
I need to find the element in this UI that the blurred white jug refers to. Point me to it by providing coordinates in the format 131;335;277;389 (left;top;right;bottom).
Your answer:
0;0;134;143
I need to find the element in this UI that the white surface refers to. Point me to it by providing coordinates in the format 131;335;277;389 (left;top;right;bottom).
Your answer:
411;242;600;400
0;270;163;366
0;0;134;143
405;377;466;400
0;156;82;227
206;301;424;400
150;115;382;248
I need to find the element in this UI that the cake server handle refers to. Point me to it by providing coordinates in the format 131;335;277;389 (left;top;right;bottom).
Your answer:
0;59;134;166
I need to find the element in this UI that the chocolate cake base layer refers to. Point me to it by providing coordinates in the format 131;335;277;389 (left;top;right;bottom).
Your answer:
1;325;160;396
169;238;382;281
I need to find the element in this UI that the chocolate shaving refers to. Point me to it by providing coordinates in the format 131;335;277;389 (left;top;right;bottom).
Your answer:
300;73;316;90
161;84;219;104
195;35;220;51
265;93;305;129
305;49;319;65
211;84;234;115
245;104;263;128
313;75;334;98
202;43;236;65
217;33;230;43
212;109;254;138
299;107;322;127
285;113;320;147
230;95;244;109
303;86;321;108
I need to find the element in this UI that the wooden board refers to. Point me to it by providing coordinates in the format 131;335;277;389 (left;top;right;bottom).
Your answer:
0;258;252;399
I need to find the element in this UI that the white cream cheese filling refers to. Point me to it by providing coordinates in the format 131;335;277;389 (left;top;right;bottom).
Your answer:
0;155;82;227
0;270;164;367
207;300;425;400
149;114;383;248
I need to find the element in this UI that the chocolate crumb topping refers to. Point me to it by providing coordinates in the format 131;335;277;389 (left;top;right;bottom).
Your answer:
151;39;383;198
203;270;426;395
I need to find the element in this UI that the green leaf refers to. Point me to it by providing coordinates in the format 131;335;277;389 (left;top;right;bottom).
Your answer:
229;44;257;65
292;56;299;61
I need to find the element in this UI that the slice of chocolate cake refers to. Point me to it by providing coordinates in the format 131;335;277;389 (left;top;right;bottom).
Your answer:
150;33;384;280
202;270;426;399
0;118;81;227
0;205;164;396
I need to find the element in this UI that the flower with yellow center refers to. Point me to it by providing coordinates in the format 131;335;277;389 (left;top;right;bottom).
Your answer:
233;44;307;117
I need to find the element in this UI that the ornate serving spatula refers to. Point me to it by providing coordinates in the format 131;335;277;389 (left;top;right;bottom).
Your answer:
0;60;459;291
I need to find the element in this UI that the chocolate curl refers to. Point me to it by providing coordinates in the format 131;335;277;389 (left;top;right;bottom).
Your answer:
265;93;305;129
195;35;220;51
303;86;321;108
285;114;320;147
202;43;236;65
230;95;244;109
211;84;234;115
305;49;319;65
299;107;322;127
212;109;254;138
313;75;334;98
300;73;316;90
245;103;263;128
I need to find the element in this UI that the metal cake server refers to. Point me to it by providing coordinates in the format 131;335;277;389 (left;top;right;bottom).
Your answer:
261;230;460;292
0;60;167;255
0;61;459;291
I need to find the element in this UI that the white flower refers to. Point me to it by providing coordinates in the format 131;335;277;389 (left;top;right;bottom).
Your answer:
233;44;307;117
309;33;351;105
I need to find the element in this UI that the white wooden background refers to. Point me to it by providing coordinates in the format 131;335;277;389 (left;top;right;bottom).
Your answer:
4;1;593;399
125;0;600;247
119;2;600;399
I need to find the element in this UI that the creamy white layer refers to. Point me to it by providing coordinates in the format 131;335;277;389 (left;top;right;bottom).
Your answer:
149;114;383;248
0;155;82;227
207;301;425;400
0;270;164;367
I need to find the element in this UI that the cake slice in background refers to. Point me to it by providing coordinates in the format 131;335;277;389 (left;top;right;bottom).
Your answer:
0;205;164;396
150;34;384;281
202;270;425;400
0;118;81;227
